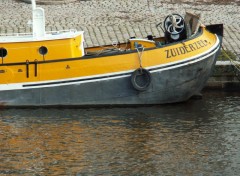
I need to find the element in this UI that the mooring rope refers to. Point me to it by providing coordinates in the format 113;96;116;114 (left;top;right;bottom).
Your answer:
221;47;240;80
221;48;240;70
136;46;145;70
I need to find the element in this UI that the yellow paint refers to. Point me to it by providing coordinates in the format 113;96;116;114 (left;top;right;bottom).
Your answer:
0;66;14;83
0;35;84;63
0;27;218;84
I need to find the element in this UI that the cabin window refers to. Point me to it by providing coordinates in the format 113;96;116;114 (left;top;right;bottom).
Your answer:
0;47;7;64
39;46;48;60
39;46;48;56
0;48;7;58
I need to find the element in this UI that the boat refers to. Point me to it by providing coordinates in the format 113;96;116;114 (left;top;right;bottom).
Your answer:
0;0;223;107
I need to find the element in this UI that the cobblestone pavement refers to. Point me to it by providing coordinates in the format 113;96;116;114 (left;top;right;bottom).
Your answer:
0;0;239;58
20;0;78;5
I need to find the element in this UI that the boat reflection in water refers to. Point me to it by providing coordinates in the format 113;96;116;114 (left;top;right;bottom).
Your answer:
0;91;239;175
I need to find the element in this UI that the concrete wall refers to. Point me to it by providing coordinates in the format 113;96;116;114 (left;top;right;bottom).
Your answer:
206;61;240;90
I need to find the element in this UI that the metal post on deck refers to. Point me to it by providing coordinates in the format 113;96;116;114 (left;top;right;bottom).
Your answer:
31;0;36;9
31;0;46;38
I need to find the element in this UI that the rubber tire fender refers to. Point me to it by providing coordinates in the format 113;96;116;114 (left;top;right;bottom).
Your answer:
131;68;152;91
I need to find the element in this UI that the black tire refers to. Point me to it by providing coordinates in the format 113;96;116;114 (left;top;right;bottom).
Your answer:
131;68;152;91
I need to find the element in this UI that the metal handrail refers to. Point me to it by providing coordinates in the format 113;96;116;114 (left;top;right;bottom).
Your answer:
0;29;78;37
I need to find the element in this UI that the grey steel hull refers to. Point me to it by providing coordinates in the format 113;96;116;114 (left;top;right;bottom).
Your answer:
0;41;221;107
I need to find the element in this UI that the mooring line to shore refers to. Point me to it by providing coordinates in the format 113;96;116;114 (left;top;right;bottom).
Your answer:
221;47;240;81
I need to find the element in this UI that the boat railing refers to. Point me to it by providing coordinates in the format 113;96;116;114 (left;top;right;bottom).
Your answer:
0;32;32;37
46;29;78;35
0;29;78;37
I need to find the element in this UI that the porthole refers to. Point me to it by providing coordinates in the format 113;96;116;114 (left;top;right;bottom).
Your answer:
0;48;7;58
39;46;48;56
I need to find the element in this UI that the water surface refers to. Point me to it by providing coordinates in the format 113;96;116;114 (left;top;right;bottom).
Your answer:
0;91;239;175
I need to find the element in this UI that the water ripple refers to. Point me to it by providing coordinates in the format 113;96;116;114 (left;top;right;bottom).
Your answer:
0;91;239;175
